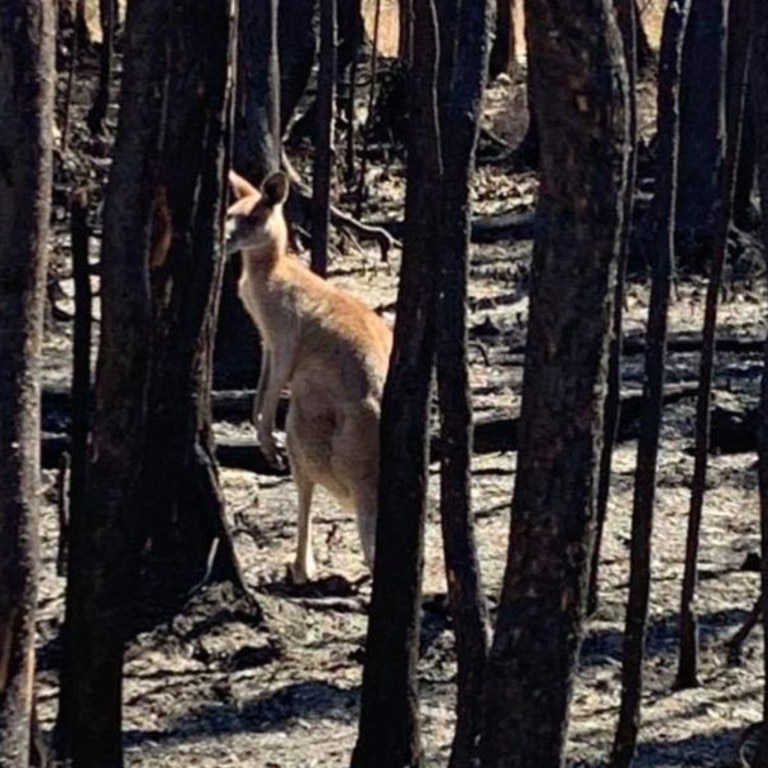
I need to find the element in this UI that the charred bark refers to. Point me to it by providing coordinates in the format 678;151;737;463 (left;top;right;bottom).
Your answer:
135;0;244;606
350;1;441;766
435;2;492;766
589;0;639;617
233;0;281;183
57;0;160;761
674;0;727;257
311;0;337;277
217;0;281;389
612;1;690;765
478;0;629;765
59;3;241;764
752;0;768;764
0;3;55;765
87;0;118;135
676;0;752;691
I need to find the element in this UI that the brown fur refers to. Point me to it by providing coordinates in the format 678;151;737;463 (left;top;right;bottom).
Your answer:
225;170;392;583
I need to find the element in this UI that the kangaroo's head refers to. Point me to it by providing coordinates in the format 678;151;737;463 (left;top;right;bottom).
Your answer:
225;170;290;257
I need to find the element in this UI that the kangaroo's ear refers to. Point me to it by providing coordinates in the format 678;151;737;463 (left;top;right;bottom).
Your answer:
228;170;259;200
261;171;290;208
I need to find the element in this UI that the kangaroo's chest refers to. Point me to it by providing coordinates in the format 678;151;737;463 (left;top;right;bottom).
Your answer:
238;269;298;351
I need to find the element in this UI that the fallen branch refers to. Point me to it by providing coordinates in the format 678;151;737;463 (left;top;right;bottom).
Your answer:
470;210;536;243
41;384;699;473
42;384;289;432
510;334;767;357
371;210;537;245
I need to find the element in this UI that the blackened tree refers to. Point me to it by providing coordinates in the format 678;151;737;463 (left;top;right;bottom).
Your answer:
57;1;241;764
216;0;281;388
751;0;768;764
674;0;727;254
611;1;690;765
479;0;630;766
350;1;441;766
435;1;492;766
589;0;640;616
311;0;337;277
0;3;55;766
676;0;752;691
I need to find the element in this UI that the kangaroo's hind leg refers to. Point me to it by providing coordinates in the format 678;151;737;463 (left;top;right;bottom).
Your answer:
289;467;317;584
330;404;381;573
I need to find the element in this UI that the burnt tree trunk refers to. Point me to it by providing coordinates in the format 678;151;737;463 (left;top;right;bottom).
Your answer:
489;0;515;80
478;1;629;766
233;0;281;183
135;0;244;605
611;1;690;765
752;0;768;763
279;0;317;130
216;0;281;389
87;0;118;136
311;0;337;277
435;1;492;767
59;4;240;764
350;1;441;766
589;0;639;617
676;0;751;691
675;0;727;256
52;194;92;761
398;0;413;61
0;3;55;765
69;189;92;574
56;0;161;762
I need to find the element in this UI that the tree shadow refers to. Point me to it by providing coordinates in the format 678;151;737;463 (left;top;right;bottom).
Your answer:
580;607;753;668
123;680;360;748
570;724;746;767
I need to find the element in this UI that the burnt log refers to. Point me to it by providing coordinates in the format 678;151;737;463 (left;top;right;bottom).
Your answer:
41;384;705;472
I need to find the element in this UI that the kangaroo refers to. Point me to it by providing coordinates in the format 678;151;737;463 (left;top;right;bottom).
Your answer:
225;170;393;584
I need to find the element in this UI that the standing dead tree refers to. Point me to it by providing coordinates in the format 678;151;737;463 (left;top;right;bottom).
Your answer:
56;0;159;760
311;0;337;277
676;0;753;691
233;0;281;183
478;0;630;765
611;1;691;765
589;0;640;616
131;0;244;604
351;1;441;766
0;3;55;766
752;0;768;763
57;1;240;764
675;0;728;256
435;1;492;766
87;0;118;135
216;0;281;390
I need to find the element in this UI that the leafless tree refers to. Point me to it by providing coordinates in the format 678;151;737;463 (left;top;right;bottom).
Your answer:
676;0;753;690
479;0;630;764
57;1;239;764
0;3;55;766
351;1;441;766
612;1;691;765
